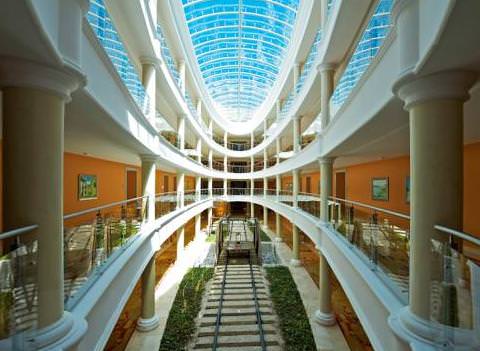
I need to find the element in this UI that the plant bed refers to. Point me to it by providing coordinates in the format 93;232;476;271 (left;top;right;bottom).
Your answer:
159;267;214;351
260;228;272;242
265;266;316;351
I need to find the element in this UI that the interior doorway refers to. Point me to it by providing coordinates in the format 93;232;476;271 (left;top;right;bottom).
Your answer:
335;171;346;199
126;169;137;199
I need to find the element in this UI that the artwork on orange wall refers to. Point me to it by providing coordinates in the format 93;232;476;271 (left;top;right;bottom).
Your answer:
78;174;98;200
371;177;388;201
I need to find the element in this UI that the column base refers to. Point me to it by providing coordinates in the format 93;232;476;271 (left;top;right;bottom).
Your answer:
25;311;87;350
136;315;160;332
388;306;480;350
290;258;301;267
315;310;336;326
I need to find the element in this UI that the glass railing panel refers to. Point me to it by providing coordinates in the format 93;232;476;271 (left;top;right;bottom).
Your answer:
63;196;148;306
330;0;394;116
298;192;320;218
155;192;177;218
329;197;410;298
87;0;151;117
0;226;38;341
430;226;479;336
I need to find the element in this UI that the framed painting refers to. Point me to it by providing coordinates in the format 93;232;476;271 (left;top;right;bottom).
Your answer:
78;174;98;200
371;177;389;201
405;176;411;203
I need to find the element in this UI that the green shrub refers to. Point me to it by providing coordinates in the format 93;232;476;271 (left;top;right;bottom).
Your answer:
159;267;214;350
265;266;316;351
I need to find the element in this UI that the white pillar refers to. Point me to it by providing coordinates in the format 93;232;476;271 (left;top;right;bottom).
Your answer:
292;169;299;208
320;158;334;221
293;62;301;96
290;224;301;266
319;64;335;129
250;155;254;173
250;132;255;148
275;213;282;242
137;255;160;331
293;115;301;152
141;59;157;122
315;248;336;325
208;148;213;169
276;137;281;164
263;176;268;226
141;155;157;223
263;148;268;169
208;118;213;138
276;174;281;197
224;131;228;147
394;71;476;322
196;137;202;163
178;59;186;96
0;58;85;346
195;176;201;201
196;98;202;118
177;171;185;208
276;99;282;120
178;114;185;150
208;177;213;198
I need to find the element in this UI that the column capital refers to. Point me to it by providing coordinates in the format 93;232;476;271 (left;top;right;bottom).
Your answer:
139;55;161;69
393;70;477;111
317;62;336;73
140;154;159;163
0;57;86;102
318;157;335;165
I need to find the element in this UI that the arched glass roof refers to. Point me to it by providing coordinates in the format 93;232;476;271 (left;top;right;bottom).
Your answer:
182;0;300;122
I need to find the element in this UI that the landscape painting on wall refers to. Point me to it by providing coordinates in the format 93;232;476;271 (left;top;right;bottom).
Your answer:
372;177;389;201
79;174;98;200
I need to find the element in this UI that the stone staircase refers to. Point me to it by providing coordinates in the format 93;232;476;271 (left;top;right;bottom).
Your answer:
190;261;283;350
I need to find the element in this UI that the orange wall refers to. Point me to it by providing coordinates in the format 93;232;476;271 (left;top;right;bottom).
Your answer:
64;153;141;215
464;142;480;236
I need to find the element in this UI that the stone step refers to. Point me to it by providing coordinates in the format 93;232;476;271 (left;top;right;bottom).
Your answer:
194;334;281;349
200;347;282;351
197;323;277;337
211;283;266;290
199;314;276;326
208;294;269;302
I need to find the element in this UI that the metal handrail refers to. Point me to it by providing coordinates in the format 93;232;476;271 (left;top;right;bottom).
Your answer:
434;225;480;247
329;196;410;220
0;224;39;240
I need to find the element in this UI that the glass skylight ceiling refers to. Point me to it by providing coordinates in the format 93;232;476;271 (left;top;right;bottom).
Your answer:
182;0;299;122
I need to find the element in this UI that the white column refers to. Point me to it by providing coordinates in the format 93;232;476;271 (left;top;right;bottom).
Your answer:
290;224;301;266
293;115;301;153
263;176;268;227
196;98;202;118
137;255;160;331
208;118;213;138
276;99;282;120
250;132;255;148
195;175;201;201
178;59;186;96
293;62;301;96
292;169;299;208
0;59;85;346
276;174;281;197
177;171;185;208
208;177;213;198
178;114;185;150
275;213;282;242
394;71;476;323
320;158;334;221
315;248;336;325
196;137;202;163
276;137;281;164
208;148;213;169
141;155;157;223
263;148;268;169
319;64;335;129
141;58;157;122
224;131;228;147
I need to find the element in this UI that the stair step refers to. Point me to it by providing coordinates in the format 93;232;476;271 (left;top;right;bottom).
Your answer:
200;314;276;326
202;306;273;316
205;301;271;309
197;323;277;336
194;334;280;349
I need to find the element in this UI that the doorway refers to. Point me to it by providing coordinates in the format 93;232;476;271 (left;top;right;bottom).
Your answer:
126;169;137;199
335;171;346;199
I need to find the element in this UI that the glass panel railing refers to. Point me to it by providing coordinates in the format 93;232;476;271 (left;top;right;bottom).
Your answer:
298;192;321;218
328;196;410;298
0;225;38;342
87;0;151;117
430;225;479;335
330;0;394;116
63;196;148;306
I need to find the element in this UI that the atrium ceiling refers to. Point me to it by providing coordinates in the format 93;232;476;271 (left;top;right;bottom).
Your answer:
182;0;300;123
